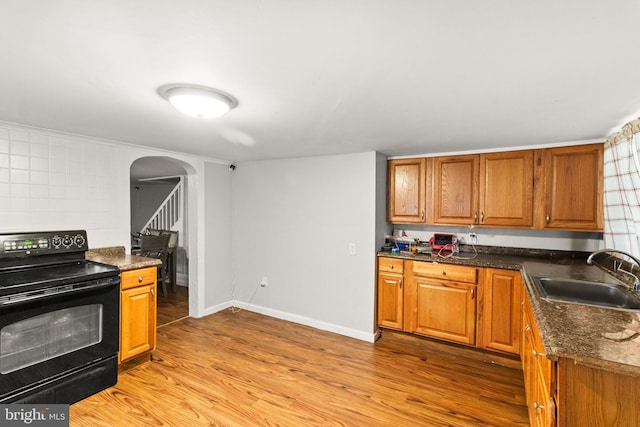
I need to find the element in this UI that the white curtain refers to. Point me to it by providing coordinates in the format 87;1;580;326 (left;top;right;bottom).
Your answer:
604;118;640;256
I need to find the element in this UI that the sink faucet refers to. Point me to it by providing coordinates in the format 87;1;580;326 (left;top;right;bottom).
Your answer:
587;248;640;293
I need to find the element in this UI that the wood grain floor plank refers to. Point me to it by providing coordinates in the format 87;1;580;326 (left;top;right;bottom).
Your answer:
71;309;529;426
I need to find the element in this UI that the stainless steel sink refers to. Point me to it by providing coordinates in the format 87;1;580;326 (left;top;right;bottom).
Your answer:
532;277;640;310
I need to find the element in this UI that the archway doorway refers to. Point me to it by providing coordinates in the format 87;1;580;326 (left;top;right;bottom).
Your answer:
130;156;191;326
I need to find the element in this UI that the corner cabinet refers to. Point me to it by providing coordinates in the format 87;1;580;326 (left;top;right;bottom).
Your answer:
387;158;428;223
377;257;404;330
479;268;522;354
120;267;157;363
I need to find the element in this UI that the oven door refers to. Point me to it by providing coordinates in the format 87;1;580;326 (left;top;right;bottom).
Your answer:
0;276;120;403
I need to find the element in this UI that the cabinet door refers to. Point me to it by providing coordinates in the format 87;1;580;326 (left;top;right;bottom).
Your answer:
480;269;522;354
377;272;403;330
388;158;426;223
539;144;603;231
413;278;476;345
433;155;479;225
120;283;157;362
479;151;534;227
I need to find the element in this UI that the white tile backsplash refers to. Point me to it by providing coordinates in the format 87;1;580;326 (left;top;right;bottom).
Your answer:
9;130;28;142
10;155;29;170
9;140;29;155
0;122;121;237
30;142;49;158
30;157;48;171
10;169;29;183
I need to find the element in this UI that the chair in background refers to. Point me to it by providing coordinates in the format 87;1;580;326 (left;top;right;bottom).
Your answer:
139;234;170;296
163;231;178;292
148;229;178;292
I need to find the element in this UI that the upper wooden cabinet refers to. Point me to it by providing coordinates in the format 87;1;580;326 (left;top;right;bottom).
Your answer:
388;144;602;231
432;151;534;227
432;155;479;225
479;151;534;227
534;143;603;231
387;158;427;223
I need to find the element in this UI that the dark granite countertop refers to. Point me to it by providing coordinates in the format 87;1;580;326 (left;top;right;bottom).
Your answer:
86;246;162;271
379;249;640;377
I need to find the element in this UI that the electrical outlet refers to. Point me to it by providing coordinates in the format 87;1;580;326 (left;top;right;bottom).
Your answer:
260;276;268;287
349;243;357;255
468;232;477;245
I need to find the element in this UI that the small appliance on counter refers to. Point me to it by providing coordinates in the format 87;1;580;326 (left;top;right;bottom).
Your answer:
429;233;457;251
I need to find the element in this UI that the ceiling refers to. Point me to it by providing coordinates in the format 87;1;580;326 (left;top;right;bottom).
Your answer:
1;1;639;164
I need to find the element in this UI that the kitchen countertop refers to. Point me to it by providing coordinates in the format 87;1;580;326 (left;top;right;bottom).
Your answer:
86;246;162;271
379;249;640;377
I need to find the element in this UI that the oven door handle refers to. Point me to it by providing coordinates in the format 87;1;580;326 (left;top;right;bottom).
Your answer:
0;277;120;307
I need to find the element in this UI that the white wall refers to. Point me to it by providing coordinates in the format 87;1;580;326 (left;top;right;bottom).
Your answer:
203;161;233;311
230;152;380;341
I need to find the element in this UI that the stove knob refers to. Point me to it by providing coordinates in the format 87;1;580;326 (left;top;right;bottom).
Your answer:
62;235;73;248
74;234;86;247
51;235;62;247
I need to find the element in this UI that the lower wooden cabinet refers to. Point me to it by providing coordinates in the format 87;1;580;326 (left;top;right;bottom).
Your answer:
522;293;556;427
405;261;478;346
377;257;404;330
377;257;522;353
413;278;477;345
120;267;157;363
479;268;522;354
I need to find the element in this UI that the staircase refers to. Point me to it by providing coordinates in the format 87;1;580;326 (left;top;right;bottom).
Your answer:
138;176;188;286
140;177;184;240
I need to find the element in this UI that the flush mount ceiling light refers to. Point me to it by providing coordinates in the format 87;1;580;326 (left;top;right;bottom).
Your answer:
158;84;238;119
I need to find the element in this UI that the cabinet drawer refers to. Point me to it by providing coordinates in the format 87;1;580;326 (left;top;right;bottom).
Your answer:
121;267;157;290
378;257;404;274
412;262;477;284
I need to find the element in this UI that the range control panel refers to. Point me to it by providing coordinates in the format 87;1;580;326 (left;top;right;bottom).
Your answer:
0;230;88;257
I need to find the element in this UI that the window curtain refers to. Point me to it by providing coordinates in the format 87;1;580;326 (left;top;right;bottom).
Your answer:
604;118;640;256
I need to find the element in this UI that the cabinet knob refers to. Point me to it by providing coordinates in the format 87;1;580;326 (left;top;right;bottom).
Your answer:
480;212;485;223
546;215;550;224
389;265;394;270
533;401;545;410
138;276;143;282
441;271;446;276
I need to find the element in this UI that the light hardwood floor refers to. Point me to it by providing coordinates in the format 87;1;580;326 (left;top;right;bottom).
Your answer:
157;284;189;327
71;309;529;426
